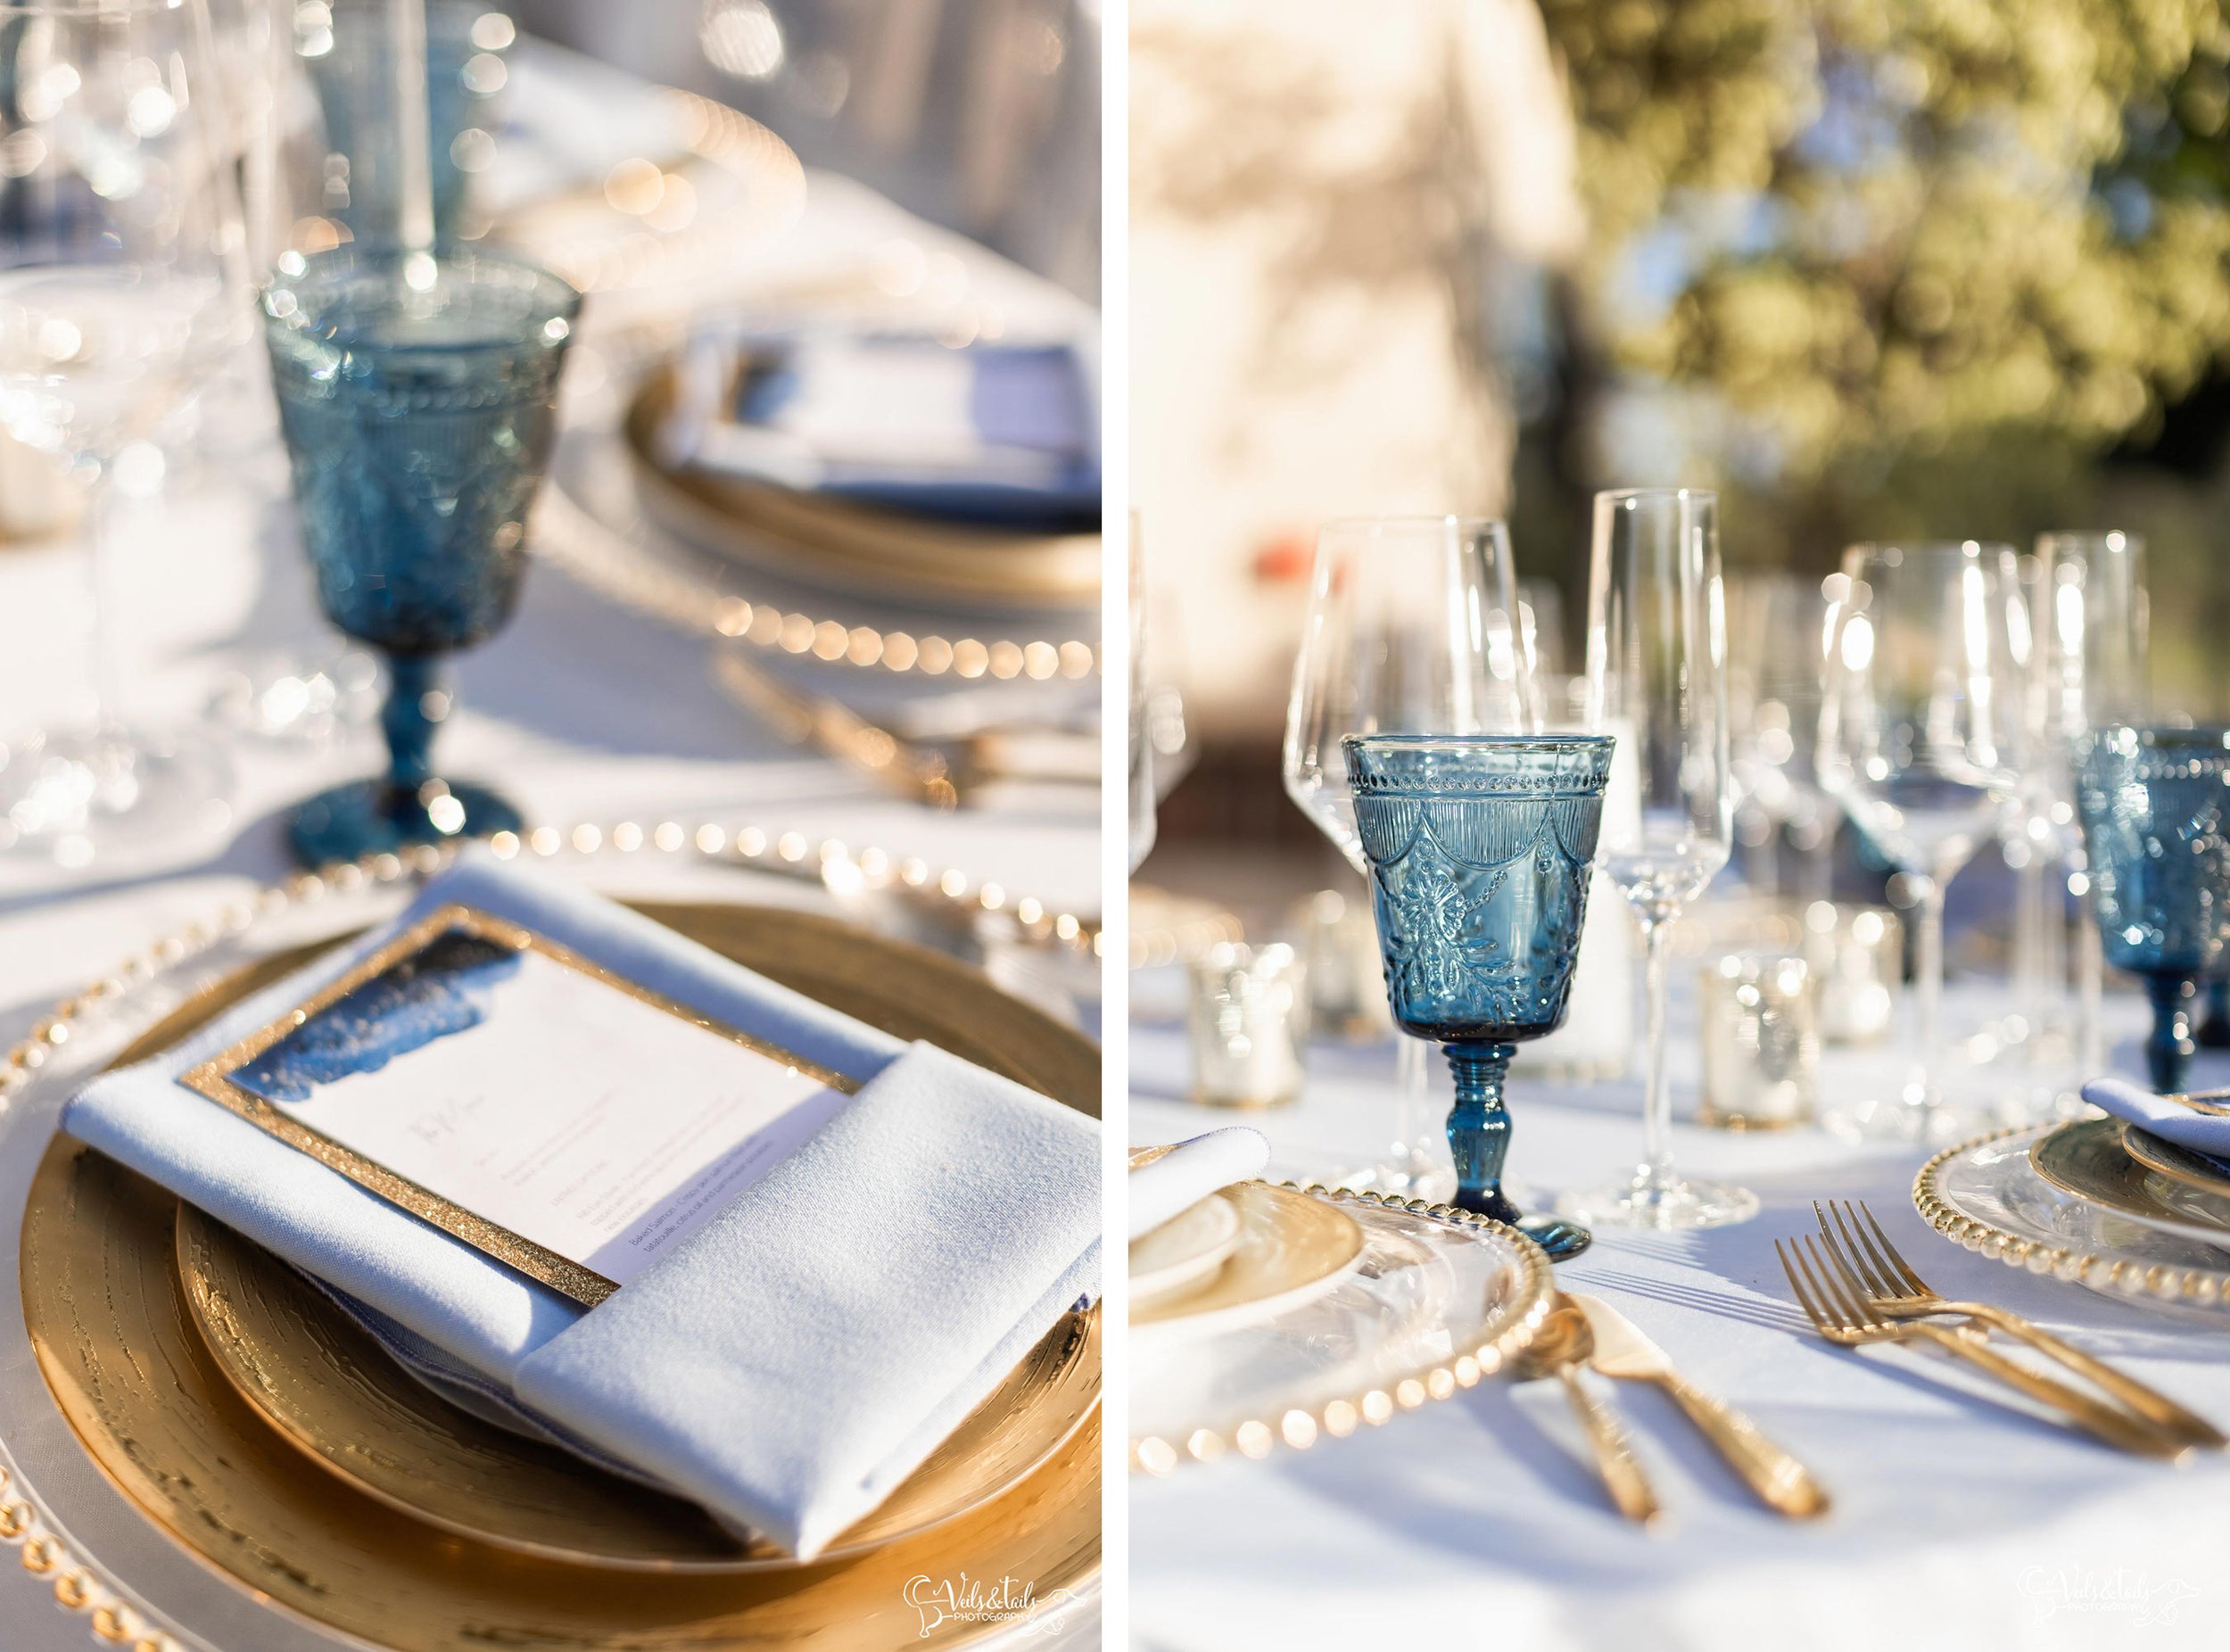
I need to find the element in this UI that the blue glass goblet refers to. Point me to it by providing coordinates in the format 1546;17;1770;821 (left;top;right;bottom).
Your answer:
263;245;580;865
1343;733;1615;1261
2075;726;2230;1093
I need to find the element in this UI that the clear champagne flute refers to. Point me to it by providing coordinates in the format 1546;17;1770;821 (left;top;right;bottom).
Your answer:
1562;488;1755;1228
1725;571;1837;902
1284;516;1541;1200
1817;541;2028;1137
0;0;250;865
2035;532;2149;1071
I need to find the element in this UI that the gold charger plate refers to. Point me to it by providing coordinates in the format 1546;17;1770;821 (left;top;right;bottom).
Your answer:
625;371;1101;613
2030;1117;2230;1250
176;1204;1099;1573
1130;1182;1365;1333
25;900;1100;1649
2120;1121;2230;1202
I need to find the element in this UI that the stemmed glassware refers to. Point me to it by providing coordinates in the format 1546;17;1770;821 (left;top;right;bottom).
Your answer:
1816;541;2028;1137
1284;517;1541;1199
1725;572;1837;902
2029;533;2150;1085
1562;488;1755;1228
1345;733;1610;1260
0;0;250;865
262;244;580;863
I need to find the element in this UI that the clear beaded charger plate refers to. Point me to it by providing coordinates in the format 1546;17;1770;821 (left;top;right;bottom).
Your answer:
0;859;1099;1652
1127;1186;1553;1475
1915;1123;2230;1323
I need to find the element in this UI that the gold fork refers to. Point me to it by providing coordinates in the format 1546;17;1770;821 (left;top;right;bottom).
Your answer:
1775;1235;2189;1459
1814;1200;2227;1452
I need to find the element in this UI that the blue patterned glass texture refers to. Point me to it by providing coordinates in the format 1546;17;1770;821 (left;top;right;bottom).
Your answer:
264;245;579;865
2076;725;2230;1092
1345;734;1613;1246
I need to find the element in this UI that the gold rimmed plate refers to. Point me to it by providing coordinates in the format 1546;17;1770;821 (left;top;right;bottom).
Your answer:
25;898;1101;1649
1130;1182;1366;1335
624;370;1101;614
2119;1121;2230;1202
177;1202;1099;1573
2026;1117;2230;1251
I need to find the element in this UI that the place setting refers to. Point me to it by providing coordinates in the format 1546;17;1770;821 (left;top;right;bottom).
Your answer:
1128;492;2230;1557
0;5;1105;1648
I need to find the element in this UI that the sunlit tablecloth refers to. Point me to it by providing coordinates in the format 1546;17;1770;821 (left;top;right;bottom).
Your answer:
0;42;1097;1652
1131;992;2230;1652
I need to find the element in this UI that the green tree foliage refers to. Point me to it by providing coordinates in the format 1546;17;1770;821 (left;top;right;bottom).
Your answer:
1535;0;2230;579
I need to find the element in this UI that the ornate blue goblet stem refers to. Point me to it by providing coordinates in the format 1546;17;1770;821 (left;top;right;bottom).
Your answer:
2197;979;2230;1052
2145;975;2200;1092
1443;1042;1518;1224
383;655;441;793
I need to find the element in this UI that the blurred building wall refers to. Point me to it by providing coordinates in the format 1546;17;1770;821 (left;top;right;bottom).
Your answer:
1131;0;1579;739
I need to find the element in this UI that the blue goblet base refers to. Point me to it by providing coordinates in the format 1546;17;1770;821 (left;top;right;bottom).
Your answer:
286;778;522;868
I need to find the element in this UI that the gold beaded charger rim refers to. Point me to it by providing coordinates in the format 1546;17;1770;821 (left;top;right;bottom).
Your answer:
2028;1116;2230;1248
1913;1123;2230;1314
176;1202;1100;1574
1127;1186;1555;1476
21;899;1101;1649
624;369;1103;612
2119;1121;2230;1203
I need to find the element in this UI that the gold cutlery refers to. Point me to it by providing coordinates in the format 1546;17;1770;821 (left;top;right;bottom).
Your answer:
1776;1235;2189;1460
1510;1296;1662;1524
1569;1293;1830;1520
1813;1199;2226;1452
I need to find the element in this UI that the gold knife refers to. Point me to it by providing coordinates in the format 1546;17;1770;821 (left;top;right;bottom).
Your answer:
1571;1293;1831;1520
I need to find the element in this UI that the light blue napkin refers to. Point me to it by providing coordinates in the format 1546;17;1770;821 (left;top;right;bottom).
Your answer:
63;849;1101;1557
1129;1127;1268;1240
2084;1076;2230;1164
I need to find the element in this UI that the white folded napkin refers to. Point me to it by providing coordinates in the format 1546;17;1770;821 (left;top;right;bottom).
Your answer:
2084;1076;2230;1162
63;850;1101;1558
1129;1127;1269;1240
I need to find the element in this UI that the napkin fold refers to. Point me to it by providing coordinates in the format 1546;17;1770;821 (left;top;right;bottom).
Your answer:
63;849;1100;1557
2083;1076;2230;1163
1128;1127;1268;1241
661;321;1101;530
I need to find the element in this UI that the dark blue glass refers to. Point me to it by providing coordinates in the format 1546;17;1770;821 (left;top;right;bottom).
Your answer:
2075;725;2230;1092
264;245;580;865
1344;733;1615;1261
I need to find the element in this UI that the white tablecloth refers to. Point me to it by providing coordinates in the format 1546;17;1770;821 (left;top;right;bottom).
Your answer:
0;52;1097;1651
1131;995;2230;1652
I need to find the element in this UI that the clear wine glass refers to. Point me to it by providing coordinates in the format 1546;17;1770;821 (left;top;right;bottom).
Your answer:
1284;516;1541;1200
1817;541;2028;1138
2035;531;2150;1071
1725;571;1837;902
0;0;250;866
1561;488;1755;1229
1128;511;1155;871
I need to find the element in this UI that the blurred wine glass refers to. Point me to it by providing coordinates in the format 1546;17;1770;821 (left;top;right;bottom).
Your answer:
1818;541;2028;1138
0;0;251;865
2035;531;2150;1072
1284;516;1540;1199
1725;571;1836;902
1128;511;1154;871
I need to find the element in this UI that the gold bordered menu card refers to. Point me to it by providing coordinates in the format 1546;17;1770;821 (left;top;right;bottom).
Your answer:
183;902;857;1306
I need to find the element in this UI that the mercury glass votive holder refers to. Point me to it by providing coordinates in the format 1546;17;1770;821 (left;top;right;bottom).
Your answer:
263;245;580;866
1801;900;1902;1046
1698;953;1819;1129
2076;725;2230;1093
1344;732;1613;1260
1187;942;1309;1108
